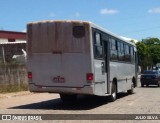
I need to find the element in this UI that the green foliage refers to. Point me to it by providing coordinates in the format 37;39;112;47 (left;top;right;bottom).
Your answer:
0;84;28;93
136;37;160;68
136;42;147;59
0;58;23;65
142;38;160;45
9;59;18;65
148;45;160;65
130;40;136;44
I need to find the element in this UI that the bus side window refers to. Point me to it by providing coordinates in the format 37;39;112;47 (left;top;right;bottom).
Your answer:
130;47;135;64
120;42;125;61
95;32;102;45
94;32;103;59
117;41;123;61
124;44;130;62
110;39;118;61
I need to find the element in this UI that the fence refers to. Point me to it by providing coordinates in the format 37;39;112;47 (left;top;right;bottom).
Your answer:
0;64;28;92
0;42;28;92
0;64;27;85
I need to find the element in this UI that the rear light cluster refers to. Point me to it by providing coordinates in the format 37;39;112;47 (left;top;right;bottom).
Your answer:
86;73;93;81
28;72;32;79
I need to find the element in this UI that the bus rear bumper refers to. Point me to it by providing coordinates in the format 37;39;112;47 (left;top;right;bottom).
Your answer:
29;83;94;95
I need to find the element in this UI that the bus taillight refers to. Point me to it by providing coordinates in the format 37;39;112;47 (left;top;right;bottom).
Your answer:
87;73;93;81
28;72;32;79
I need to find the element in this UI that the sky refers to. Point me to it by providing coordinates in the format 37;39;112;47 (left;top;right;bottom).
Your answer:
0;0;160;40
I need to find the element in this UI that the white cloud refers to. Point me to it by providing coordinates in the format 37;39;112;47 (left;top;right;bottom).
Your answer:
148;8;160;14
100;8;118;15
75;12;80;17
49;13;56;17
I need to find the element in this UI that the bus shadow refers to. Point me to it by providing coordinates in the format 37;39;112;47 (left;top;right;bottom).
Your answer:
9;93;129;110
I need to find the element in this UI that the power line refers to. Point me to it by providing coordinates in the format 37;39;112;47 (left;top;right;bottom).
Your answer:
119;25;160;35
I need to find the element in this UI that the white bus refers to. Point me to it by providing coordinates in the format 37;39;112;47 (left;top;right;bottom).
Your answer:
27;20;138;102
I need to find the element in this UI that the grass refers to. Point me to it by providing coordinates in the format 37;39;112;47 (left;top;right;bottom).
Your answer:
0;84;28;93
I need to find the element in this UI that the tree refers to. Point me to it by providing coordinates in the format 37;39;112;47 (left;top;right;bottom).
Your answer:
130;40;136;44
136;37;160;70
136;42;147;64
142;38;160;45
142;38;160;65
148;45;160;65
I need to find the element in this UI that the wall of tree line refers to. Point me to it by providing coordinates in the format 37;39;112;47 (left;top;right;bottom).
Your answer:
135;38;160;73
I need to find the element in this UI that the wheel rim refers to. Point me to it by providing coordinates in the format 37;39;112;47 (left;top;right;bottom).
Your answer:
112;91;116;98
131;83;134;90
112;83;116;99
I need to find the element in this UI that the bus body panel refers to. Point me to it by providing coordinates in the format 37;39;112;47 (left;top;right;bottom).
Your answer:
27;20;97;95
29;83;94;95
27;20;137;97
94;60;107;82
27;53;91;87
110;62;135;92
93;59;108;95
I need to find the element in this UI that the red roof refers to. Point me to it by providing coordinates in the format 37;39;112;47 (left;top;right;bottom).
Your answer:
0;30;26;40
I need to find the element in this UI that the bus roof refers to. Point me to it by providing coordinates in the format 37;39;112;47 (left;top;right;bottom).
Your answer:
89;22;136;46
27;20;136;46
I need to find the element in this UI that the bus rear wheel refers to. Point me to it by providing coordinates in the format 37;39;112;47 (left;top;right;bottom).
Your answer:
109;82;117;102
60;94;77;102
127;82;134;94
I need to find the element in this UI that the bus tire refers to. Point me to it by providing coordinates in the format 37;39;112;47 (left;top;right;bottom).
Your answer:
109;82;117;102
127;82;134;94
60;94;77;102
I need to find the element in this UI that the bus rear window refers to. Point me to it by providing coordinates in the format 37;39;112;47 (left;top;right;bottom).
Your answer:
73;26;85;38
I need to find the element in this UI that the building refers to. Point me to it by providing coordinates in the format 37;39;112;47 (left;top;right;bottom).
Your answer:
0;30;26;64
0;30;26;43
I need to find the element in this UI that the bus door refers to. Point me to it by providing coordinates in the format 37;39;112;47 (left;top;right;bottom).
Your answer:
102;35;110;94
93;28;110;94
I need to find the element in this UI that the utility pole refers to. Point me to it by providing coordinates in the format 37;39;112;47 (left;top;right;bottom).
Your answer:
2;46;6;65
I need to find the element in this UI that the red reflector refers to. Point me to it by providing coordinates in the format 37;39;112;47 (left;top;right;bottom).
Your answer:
28;72;32;79
87;73;93;81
